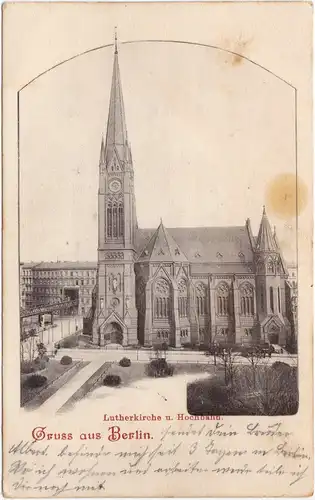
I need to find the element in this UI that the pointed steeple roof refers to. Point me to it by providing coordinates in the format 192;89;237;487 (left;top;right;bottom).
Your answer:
138;220;188;262
256;206;278;252
272;224;288;274
104;32;128;163
99;136;105;165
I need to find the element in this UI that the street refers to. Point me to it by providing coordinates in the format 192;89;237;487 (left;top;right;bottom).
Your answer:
38;315;82;348
55;346;298;366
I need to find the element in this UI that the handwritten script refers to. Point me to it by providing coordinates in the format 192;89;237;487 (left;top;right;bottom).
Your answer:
6;421;311;496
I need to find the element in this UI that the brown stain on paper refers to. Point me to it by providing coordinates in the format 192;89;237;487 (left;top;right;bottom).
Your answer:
221;35;253;66
265;173;308;219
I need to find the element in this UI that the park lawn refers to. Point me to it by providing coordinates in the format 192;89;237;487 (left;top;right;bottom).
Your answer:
100;362;148;387
91;360;218;394
21;359;89;408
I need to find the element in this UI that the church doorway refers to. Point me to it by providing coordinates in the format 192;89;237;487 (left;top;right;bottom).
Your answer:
104;322;123;345
267;323;280;345
268;332;279;344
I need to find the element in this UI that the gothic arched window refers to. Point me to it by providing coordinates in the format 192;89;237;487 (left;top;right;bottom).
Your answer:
106;199;124;239
154;278;171;319
267;258;275;274
178;279;188;318
107;203;112;237
112;202;118;238
216;282;229;316
240;282;254;316
196;282;207;316
118;202;124;237
278;287;281;313
270;286;274;313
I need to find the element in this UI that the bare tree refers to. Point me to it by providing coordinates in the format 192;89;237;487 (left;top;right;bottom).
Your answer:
217;348;238;387
21;327;39;362
20;327;28;362
245;346;264;389
242;362;297;415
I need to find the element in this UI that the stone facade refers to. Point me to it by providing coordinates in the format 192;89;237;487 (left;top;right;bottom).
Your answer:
91;42;292;348
20;262;97;316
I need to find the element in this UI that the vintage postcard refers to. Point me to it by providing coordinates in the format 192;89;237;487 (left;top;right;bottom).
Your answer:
2;1;313;497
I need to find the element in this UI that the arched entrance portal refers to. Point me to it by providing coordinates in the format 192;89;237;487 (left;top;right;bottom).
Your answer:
267;323;280;345
269;332;279;344
104;322;123;345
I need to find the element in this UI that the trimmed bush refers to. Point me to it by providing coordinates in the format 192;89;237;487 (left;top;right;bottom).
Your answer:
21;361;35;374
103;374;121;387
146;358;174;378
119;357;131;367
60;355;72;365
23;374;47;389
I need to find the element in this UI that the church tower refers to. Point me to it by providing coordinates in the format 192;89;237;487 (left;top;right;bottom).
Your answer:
254;207;290;346
93;35;138;346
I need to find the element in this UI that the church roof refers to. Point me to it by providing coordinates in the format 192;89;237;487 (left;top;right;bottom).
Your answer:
137;221;188;262
21;261;97;270
256;206;278;252
104;39;128;164
135;225;254;264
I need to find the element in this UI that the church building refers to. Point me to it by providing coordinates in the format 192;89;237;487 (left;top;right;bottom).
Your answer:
92;39;292;348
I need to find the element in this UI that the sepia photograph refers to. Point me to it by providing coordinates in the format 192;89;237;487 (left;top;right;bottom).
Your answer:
19;30;298;416
3;2;312;497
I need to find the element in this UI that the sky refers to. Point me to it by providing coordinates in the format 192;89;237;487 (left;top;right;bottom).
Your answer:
20;41;297;263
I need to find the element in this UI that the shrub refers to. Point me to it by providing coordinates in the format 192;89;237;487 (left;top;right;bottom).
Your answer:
60;355;72;365
119;357;131;367
23;374;47;389
146;358;174;378
103;374;121;387
61;336;78;348
36;342;47;359
21;361;35;374
33;358;47;371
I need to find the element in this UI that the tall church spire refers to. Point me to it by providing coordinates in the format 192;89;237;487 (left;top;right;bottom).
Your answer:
114;26;118;54
104;31;128;160
256;206;277;252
